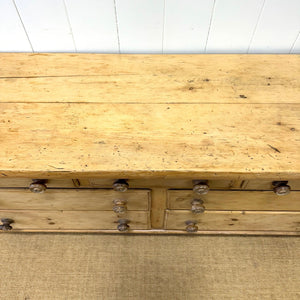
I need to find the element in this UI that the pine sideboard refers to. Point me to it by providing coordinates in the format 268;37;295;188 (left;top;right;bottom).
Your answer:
0;53;299;235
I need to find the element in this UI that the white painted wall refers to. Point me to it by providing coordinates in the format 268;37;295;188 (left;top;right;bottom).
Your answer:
0;0;299;53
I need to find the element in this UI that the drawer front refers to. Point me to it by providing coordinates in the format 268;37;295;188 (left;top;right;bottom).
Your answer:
167;190;300;211
0;178;75;188
242;180;300;190
0;189;150;210
0;210;150;231
77;178;300;190
77;178;239;189
164;210;300;232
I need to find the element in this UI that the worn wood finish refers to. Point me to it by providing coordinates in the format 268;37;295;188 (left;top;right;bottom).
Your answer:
1;53;297;77
164;210;300;232
77;178;240;189
150;188;167;229
0;189;150;210
0;53;299;234
76;178;300;190
0;178;75;188
1;229;299;235
0;103;299;179
0;54;299;103
0;210;150;230
243;179;300;190
167;190;300;211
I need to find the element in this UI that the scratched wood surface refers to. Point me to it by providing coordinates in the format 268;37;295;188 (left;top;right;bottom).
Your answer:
167;190;300;211
0;54;299;103
0;189;150;210
0;210;150;230
164;210;300;232
0;53;299;179
0;103;299;178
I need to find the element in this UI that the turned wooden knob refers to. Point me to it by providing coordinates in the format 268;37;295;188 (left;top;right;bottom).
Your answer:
0;218;14;231
29;183;47;193
185;221;198;233
113;199;127;214
113;180;129;192
193;183;209;195
117;219;130;232
274;184;291;195
191;199;205;214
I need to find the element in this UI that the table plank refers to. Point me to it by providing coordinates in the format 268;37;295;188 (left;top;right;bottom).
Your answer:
0;103;299;178
0;54;299;103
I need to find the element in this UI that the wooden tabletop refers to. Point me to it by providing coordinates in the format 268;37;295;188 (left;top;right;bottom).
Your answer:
0;54;299;179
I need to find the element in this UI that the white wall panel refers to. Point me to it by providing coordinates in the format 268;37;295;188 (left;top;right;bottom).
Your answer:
206;0;264;53
64;0;119;53
163;0;214;53
14;0;75;52
291;33;300;54
248;0;300;53
115;0;164;53
0;0;299;54
0;0;32;52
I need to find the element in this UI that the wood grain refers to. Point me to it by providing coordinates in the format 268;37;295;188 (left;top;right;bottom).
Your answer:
243;179;300;190
150;188;167;228
0;53;299;235
164;210;300;232
167;190;300;211
0;189;150;210
0;54;299;103
0;210;150;230
0;102;299;179
0;178;75;187
77;178;236;189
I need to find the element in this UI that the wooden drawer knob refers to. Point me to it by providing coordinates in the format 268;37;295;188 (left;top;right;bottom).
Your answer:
113;199;127;214
191;199;205;214
193;183;209;195
113;180;129;192
117;219;130;232
185;221;198;233
0;218;14;231
273;184;291;196
29;182;47;193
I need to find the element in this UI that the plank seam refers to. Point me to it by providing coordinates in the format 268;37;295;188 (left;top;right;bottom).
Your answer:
162;0;166;53
0;102;299;105
12;0;34;52
113;0;121;54
62;0;77;52
289;31;300;54
204;0;217;53
247;0;266;53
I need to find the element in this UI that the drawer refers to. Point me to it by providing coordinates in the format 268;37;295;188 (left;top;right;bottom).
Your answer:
76;178;239;189
167;190;300;211
164;210;300;232
242;180;300;190
0;210;150;231
0;189;150;210
77;178;300;190
0;178;75;188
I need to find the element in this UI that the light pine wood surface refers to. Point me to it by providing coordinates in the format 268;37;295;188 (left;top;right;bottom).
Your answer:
167;190;300;211
164;210;300;232
0;210;150;230
0;54;299;178
0;54;299;103
0;53;299;235
0;102;299;178
0;189;150;210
